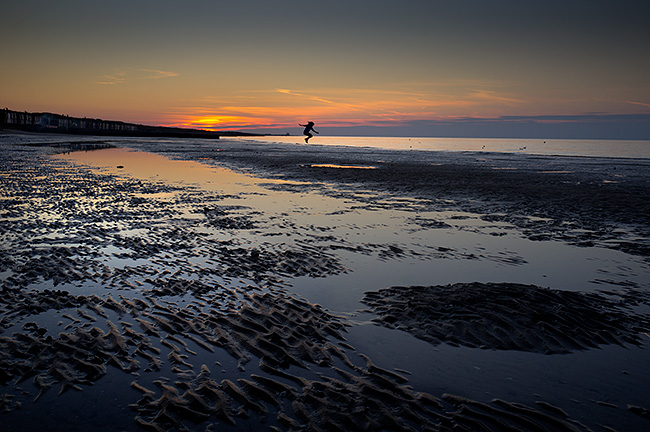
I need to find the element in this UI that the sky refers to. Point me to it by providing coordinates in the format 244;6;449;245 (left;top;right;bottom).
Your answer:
2;0;649;139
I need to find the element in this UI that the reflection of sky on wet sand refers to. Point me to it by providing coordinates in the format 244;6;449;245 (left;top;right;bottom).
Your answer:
53;146;650;310
308;164;377;170
55;147;262;192
47;146;650;430
54;147;649;299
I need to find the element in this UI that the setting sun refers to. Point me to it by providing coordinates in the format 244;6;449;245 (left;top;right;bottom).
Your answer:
182;116;255;130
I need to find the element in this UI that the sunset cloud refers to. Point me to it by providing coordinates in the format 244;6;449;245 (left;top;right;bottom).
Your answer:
625;100;650;108
97;68;179;85
157;82;530;132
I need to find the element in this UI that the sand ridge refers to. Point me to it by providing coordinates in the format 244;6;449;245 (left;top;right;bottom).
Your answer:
361;282;650;354
0;289;599;431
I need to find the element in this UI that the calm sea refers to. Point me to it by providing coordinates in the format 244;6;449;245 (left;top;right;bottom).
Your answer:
233;136;650;159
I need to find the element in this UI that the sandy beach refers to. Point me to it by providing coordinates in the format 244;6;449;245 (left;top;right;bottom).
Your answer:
1;131;650;431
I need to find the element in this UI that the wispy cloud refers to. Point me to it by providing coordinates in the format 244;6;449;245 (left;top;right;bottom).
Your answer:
276;89;337;105
272;86;502;123
158;83;531;131
96;70;128;85
624;100;650;108
446;113;650;124
468;89;523;105
96;68;179;85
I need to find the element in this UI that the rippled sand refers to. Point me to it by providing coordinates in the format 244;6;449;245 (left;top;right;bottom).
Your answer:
1;132;650;431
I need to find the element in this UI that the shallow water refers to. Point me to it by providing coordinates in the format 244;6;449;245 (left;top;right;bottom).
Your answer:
58;147;650;419
234;135;650;159
54;147;649;300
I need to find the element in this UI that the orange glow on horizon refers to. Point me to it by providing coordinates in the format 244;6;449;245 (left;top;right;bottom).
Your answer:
150;82;648;133
154;83;532;132
162;112;483;132
167;115;266;131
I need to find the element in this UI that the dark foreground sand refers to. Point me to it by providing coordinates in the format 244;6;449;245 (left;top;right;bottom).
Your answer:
1;132;650;431
361;282;650;354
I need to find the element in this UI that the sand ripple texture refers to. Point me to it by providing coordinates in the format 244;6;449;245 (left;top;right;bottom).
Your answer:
1;139;648;431
1;289;598;432
0;147;347;290
362;282;650;354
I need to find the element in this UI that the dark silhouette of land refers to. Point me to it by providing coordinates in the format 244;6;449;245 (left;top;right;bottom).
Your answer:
1;108;259;139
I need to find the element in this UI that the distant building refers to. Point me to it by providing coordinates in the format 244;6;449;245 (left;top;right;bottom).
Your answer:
1;108;224;139
1;109;39;126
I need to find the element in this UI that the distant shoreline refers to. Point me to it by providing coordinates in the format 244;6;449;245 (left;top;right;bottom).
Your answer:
0;126;260;139
0;108;260;139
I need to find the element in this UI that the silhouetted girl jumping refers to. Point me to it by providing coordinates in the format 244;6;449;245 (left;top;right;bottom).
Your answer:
299;121;319;143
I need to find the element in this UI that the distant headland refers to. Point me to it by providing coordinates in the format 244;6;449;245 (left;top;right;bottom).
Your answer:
0;108;259;139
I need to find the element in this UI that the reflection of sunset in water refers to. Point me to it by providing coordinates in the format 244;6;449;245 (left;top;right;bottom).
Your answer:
53;147;344;226
51;146;650;305
309;164;376;170
54;147;261;193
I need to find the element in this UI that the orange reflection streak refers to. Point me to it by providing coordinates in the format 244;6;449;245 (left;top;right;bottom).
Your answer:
309;164;376;169
53;148;262;192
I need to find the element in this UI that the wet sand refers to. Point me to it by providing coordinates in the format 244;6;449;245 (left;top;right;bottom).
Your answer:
169;138;650;256
1;132;650;431
361;282;650;354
